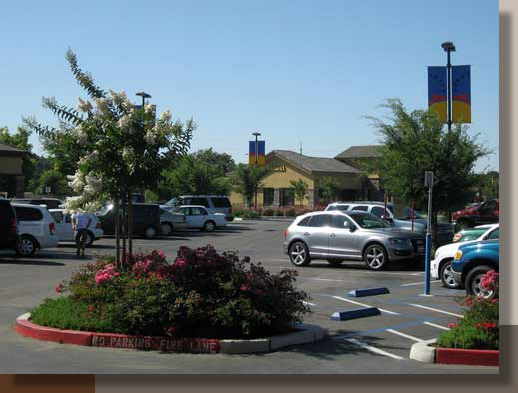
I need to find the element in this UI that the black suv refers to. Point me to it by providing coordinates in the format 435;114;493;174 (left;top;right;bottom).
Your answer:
98;203;161;239
0;198;18;251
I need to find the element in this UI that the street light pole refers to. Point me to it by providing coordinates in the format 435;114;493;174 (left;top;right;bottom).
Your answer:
441;42;455;131
136;91;151;109
252;132;261;210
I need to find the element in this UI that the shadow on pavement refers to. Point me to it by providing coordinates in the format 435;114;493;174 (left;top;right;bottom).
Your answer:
0;258;66;266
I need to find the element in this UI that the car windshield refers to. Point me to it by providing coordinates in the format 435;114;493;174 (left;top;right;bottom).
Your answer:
458;229;486;241
165;197;180;206
348;211;392;229
99;204;112;216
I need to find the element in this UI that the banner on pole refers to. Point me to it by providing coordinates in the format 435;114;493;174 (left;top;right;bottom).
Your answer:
452;65;471;123
249;141;266;166
428;66;447;123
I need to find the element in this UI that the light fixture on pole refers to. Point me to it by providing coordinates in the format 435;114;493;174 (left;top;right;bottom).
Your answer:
136;91;152;108
441;42;455;131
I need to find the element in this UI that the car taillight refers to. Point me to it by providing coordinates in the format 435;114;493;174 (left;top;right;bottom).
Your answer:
49;222;55;235
284;229;288;239
95;222;101;228
10;219;17;233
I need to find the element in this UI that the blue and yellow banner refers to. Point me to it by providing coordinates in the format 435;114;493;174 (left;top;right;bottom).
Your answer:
452;65;471;123
428;66;447;123
249;140;265;166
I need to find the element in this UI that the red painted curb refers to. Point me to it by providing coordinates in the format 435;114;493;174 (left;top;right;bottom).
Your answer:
436;347;499;366
16;316;221;353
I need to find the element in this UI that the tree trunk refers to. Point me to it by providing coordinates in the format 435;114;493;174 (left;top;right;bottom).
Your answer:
128;190;133;256
114;200;120;268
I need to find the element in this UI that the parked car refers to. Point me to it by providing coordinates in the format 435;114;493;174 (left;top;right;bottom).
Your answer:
172;205;230;231
0;198;19;252
325;201;425;234
452;223;496;243
48;209;103;246
11;198;64;209
164;195;233;219
326;201;454;246
283;210;425;270
431;224;499;289
451;239;499;299
452;199;499;230
97;203;161;239
11;203;59;255
159;207;187;235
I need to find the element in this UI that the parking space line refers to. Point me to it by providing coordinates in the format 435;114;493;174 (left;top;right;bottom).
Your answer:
303;301;317;307
423;321;450;330
409;272;424;276
406;303;463;318
344;338;404;360
400;280;441;287
386;329;424;342
331;295;400;315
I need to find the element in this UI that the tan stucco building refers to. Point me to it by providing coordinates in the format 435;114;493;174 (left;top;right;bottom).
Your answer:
0;143;27;197
230;145;384;208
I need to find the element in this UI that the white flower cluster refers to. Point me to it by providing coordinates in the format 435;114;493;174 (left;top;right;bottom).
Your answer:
160;110;172;122
95;97;110;114
77;97;93;113
109;89;127;106
64;169;104;214
145;103;154;114
122;147;135;162
67;171;86;193
75;125;88;145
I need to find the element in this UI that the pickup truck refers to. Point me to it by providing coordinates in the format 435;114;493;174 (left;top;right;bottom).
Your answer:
452;199;499;231
451;239;499;299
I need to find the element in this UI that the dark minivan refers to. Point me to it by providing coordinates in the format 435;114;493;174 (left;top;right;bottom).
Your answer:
97;203;161;239
0;198;18;251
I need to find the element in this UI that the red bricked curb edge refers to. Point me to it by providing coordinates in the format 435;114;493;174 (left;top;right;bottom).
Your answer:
15;313;326;354
409;339;499;366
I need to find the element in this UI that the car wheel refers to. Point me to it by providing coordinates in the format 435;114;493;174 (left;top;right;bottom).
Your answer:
203;221;216;232
289;241;311;267
16;236;37;256
363;244;388;270
160;222;173;236
440;260;462;289
86;231;95;247
327;259;344;267
144;226;157;239
465;265;496;299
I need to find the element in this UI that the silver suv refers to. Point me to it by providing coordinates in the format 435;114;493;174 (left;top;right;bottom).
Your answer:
283;210;425;270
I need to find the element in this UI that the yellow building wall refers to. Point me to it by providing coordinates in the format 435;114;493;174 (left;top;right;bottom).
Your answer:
0;156;23;175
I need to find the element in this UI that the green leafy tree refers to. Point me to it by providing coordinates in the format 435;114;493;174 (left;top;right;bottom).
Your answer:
192;148;236;175
479;171;499;200
290;179;308;206
24;49;193;265
364;99;489;242
33;169;72;197
319;176;340;203
232;164;271;208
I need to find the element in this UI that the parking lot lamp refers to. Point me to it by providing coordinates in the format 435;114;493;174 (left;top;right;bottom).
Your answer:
136;91;151;109
441;42;455;131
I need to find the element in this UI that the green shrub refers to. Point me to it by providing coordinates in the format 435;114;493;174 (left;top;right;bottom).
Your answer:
436;271;499;350
33;246;311;339
263;208;274;216
274;209;285;217
285;208;296;217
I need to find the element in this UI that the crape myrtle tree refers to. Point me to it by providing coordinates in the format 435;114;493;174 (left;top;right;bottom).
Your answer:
24;50;193;266
363;99;489;244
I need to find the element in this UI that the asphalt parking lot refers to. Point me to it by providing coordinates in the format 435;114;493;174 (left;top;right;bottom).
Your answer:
0;219;498;373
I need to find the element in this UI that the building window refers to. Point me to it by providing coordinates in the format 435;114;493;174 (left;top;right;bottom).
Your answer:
263;188;274;207
280;188;295;207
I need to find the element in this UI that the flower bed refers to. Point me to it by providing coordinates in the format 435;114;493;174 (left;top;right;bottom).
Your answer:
31;246;311;340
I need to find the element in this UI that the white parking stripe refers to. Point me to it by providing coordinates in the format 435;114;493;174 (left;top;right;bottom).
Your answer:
303;301;316;307
423;321;450;330
406;303;463;318
386;329;424;342
400;280;441;287
345;338;404;360
331;295;400;315
409;272;424;276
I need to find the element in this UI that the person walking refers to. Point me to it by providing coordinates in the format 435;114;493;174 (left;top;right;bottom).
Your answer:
72;211;92;256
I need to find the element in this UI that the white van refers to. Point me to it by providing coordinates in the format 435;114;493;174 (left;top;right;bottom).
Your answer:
11;204;59;256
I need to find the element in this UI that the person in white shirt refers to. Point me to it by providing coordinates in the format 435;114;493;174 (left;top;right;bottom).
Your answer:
72;211;92;256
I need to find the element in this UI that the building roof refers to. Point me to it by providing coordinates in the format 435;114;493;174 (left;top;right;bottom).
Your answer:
334;145;382;160
268;150;360;175
0;143;27;156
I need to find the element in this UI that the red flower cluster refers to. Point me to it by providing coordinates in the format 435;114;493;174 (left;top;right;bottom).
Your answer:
95;263;119;285
480;270;499;290
55;283;64;293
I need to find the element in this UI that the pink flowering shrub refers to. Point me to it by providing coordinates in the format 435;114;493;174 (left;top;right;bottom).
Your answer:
41;246;311;338
436;270;499;350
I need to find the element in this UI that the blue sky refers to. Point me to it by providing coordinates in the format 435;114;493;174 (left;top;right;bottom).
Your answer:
0;0;498;172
